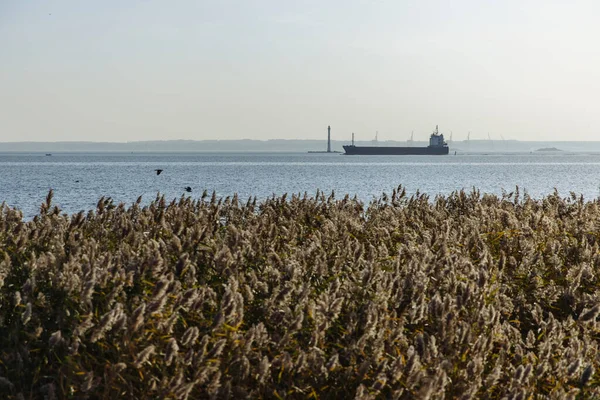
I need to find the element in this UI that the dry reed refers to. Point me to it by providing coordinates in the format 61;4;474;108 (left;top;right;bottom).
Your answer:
0;187;600;398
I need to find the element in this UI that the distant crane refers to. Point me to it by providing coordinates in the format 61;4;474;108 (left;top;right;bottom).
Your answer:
466;131;471;152
372;131;379;146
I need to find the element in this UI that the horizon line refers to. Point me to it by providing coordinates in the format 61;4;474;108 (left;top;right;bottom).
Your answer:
3;139;600;144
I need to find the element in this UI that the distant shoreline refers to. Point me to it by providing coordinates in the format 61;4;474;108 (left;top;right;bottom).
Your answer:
3;139;600;153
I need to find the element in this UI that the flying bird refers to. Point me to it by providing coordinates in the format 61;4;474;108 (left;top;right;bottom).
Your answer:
154;169;163;175
185;186;192;193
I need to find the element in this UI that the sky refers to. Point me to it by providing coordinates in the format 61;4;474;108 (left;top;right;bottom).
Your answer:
1;0;600;142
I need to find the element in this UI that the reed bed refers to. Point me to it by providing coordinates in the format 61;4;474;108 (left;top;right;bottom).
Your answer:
1;187;600;399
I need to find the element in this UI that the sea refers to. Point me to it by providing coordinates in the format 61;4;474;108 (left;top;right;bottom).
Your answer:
1;152;600;220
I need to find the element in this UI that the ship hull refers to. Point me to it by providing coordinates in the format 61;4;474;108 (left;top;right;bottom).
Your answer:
343;145;449;155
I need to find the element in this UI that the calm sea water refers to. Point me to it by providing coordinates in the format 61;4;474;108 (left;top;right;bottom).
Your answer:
1;152;600;219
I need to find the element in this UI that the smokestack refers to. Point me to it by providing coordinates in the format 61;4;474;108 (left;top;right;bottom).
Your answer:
352;132;354;146
327;125;331;153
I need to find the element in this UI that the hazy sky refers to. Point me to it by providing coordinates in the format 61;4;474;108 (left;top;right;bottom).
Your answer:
2;1;600;142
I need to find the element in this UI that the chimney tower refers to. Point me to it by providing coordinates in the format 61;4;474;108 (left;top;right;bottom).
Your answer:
327;125;331;153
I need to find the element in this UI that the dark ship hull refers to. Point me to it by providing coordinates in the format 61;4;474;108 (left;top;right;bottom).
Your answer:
343;145;449;155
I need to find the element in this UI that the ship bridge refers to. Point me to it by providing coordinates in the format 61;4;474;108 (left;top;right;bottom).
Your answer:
428;125;447;148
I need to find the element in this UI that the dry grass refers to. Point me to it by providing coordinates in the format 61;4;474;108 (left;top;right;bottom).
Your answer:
1;187;600;399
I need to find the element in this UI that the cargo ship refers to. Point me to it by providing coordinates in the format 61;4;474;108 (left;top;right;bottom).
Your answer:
343;126;449;155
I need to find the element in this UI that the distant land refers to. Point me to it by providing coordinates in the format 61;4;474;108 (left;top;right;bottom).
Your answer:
2;139;600;153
